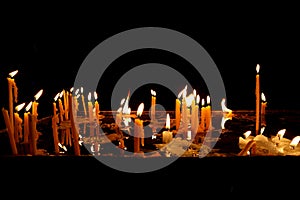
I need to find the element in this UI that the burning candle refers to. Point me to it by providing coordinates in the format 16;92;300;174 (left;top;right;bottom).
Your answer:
81;87;87;116
255;64;261;135
32;89;43;116
272;129;286;146
14;103;25;143
68;93;81;156
181;85;188;135
58;91;64;122
23;102;32;143
175;95;181;131
134;103;144;153
94;91;100;121
206;96;212;130
74;88;80;118
150;89;156;122
261;92;267;126
191;94;200;136
162;113;173;143
2;108;18;155
88;92;94;137
63;90;69;120
199;98;205;132
31;89;43;155
7;70;18;138
290;136;300;149
52;93;60;154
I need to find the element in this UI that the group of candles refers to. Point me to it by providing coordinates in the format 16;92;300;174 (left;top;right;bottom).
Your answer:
2;70;43;155
175;86;212;140
51;87;101;155
1;63;270;156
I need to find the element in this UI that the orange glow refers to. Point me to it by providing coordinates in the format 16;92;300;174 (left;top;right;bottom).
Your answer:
166;113;170;130
34;89;43;101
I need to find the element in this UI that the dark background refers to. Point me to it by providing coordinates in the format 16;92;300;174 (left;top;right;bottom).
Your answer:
1;7;300;123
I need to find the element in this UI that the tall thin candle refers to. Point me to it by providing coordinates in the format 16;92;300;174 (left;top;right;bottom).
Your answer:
150;89;156;122
134;103;144;153
255;64;261;135
23;102;32;143
7;70;18;140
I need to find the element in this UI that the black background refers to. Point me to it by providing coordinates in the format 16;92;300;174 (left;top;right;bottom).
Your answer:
1;4;300;196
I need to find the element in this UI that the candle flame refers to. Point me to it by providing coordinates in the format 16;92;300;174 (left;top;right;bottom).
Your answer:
243;130;251;139
256;64;260;74
75;88;80;95
221;116;231;129
201;98;205;106
9;70;18;78
117;107;122;113
166;113;170;130
196;94;200;104
81;87;84;94
58;143;68;151
177;85;188;99
120;98;125;106
290;136;300;148
88;92;92;101
25;101;32;112
261;92;266;102
221;98;232;113
94;91;98;100
206;96;211;105
137;103;144;117
183;85;187;98
122;90;131;114
186;93;195;107
34;89;43;101
70;87;74;92
260;126;266;135
54;93;60;102
277;129;286;140
15;102;25;112
59;90;64;98
193;89;196;97
151;89;156;96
